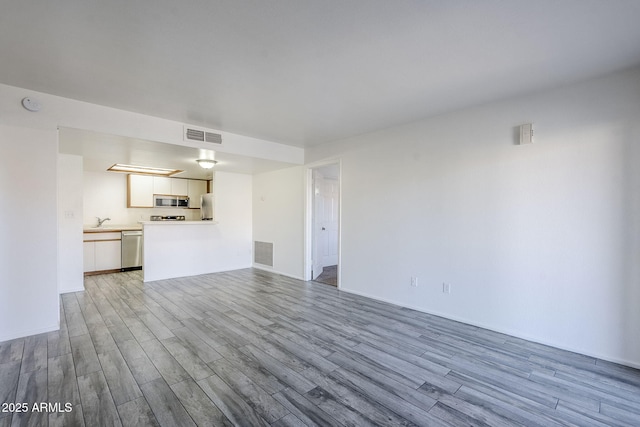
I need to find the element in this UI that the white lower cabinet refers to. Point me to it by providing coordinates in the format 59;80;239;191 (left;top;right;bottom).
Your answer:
83;232;122;273
83;241;96;272
95;241;122;271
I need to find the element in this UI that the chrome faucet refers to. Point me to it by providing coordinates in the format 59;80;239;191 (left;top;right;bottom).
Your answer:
96;217;111;227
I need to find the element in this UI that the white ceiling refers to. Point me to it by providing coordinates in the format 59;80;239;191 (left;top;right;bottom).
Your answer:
2;1;640;148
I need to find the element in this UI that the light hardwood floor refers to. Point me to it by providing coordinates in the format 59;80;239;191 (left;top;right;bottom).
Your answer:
1;268;639;426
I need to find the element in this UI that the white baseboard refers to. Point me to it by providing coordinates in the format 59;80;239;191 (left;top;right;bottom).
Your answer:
59;286;85;294
252;264;305;281
0;323;59;343
143;264;253;282
339;287;640;370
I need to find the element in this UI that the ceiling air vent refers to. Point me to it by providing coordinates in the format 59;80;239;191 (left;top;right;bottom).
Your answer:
184;126;222;144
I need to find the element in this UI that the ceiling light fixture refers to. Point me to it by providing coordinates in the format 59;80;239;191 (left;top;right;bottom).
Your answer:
107;163;182;176
196;159;217;169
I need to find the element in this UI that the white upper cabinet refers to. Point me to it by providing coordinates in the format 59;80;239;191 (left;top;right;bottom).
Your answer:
153;177;172;195
128;174;154;208
128;174;207;208
188;180;208;208
153;177;188;196
171;178;189;197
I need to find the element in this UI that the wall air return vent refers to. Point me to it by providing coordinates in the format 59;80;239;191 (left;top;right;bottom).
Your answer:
184;126;222;144
254;241;274;267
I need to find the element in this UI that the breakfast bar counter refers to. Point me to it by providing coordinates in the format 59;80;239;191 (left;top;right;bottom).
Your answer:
141;220;238;282
138;220;217;226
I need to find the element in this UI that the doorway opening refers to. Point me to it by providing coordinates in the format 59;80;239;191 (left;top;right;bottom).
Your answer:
306;162;340;287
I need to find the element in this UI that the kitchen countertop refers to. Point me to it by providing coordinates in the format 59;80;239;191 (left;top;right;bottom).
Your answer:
83;225;143;233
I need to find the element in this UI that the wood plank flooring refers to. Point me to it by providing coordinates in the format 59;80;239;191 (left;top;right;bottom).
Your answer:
314;266;337;287
1;268;639;426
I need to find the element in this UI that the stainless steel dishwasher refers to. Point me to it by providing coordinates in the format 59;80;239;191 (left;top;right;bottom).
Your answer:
121;230;143;271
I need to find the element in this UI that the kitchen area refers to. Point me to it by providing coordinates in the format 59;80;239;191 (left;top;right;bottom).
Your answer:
82;172;214;276
57;126;297;289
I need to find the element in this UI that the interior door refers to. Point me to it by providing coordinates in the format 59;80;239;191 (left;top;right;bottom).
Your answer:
311;169;324;280
321;178;339;266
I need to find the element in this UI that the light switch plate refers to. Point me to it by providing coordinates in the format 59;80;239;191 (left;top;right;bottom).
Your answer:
519;123;533;144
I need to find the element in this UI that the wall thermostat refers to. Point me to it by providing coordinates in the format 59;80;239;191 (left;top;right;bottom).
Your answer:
21;97;42;112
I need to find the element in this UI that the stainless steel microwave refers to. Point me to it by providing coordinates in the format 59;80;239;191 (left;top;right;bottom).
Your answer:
154;195;189;208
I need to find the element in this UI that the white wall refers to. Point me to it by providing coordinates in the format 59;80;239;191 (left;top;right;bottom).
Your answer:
143;172;252;281
252;166;306;279
0;125;59;341
83;171;201;226
213;171;253;270
304;67;640;367
58;154;84;293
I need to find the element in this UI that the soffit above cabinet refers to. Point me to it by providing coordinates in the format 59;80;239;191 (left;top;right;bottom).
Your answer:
59;128;299;178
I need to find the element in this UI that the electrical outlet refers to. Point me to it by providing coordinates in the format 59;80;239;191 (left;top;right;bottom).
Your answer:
410;277;418;287
442;283;451;294
64;210;74;219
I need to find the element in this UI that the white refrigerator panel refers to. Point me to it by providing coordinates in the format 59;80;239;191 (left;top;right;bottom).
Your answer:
201;193;215;220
